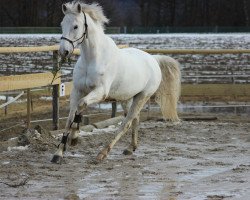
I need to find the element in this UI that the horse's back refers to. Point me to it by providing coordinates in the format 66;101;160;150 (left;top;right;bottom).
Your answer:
119;47;160;74
120;47;155;62
120;47;161;85
108;47;161;100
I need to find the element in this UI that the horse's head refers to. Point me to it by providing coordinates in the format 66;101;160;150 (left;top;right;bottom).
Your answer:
59;3;88;58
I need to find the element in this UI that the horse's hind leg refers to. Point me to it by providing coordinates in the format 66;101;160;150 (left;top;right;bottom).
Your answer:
97;93;150;161
121;98;132;116
123;114;139;155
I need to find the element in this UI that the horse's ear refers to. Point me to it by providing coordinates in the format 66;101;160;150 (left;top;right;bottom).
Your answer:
77;4;82;13
62;4;67;14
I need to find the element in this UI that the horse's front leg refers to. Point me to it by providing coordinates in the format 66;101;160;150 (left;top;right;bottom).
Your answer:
51;87;105;164
66;112;82;146
68;87;105;145
77;86;106;114
51;88;83;164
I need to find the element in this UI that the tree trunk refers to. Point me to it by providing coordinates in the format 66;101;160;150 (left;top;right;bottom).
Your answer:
170;0;176;26
243;0;249;26
47;0;56;26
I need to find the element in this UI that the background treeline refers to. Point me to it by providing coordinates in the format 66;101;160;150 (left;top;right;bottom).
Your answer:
0;0;249;27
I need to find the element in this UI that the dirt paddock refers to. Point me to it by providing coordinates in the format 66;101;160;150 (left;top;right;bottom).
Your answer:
0;115;250;200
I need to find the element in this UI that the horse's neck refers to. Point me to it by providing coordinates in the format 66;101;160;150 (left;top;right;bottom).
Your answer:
80;26;116;66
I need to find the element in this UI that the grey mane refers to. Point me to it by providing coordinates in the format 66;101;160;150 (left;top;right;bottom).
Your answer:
68;1;109;27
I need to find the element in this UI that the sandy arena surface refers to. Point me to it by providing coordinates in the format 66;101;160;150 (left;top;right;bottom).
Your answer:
0;118;249;200
0;33;250;199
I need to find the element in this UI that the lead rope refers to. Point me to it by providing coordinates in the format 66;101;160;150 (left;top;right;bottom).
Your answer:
50;57;69;85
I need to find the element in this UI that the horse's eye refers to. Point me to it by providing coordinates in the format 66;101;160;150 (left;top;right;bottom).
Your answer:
74;25;78;30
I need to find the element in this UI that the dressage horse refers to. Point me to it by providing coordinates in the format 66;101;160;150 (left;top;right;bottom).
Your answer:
51;1;181;164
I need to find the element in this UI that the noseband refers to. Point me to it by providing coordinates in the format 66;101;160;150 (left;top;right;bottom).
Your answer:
61;11;88;52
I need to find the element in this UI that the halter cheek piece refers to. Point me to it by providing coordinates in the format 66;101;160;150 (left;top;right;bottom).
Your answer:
61;11;88;52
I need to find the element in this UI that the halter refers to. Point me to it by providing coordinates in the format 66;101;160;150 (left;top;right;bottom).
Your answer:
61;11;88;52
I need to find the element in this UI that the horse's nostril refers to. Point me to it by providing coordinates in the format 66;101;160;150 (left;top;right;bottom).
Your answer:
65;50;69;56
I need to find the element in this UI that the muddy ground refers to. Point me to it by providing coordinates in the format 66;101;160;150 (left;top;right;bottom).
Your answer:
0;33;250;199
0;114;249;200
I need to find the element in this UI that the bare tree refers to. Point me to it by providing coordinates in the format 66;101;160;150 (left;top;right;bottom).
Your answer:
0;0;249;28
243;0;250;26
0;0;17;26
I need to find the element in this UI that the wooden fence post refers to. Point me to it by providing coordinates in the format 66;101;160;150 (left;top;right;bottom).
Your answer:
111;102;117;118
52;51;60;130
4;95;8;115
27;89;31;128
147;99;151;119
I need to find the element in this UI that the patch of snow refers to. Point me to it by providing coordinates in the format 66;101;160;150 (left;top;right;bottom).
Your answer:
62;69;72;74
8;137;18;141
67;152;85;158
0;96;26;104
33;130;41;139
90;103;123;110
0;96;14;101
7;145;29;151
79;125;118;136
40;96;53;101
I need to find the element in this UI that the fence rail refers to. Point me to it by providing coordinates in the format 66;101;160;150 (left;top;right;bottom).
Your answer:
1;45;250;55
1;45;250;130
181;84;250;97
0;45;59;53
143;49;250;54
62;82;250;99
0;72;60;92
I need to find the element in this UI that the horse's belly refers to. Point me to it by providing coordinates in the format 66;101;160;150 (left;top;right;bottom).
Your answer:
108;91;135;101
108;80;145;101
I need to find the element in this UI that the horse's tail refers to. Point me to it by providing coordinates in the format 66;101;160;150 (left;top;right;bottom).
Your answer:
154;55;181;122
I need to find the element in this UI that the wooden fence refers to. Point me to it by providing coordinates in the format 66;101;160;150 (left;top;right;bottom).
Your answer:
0;45;250;130
0;72;60;92
143;49;250;54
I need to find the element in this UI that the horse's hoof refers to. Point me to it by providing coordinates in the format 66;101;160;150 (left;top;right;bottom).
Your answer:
70;138;78;146
51;155;63;164
96;146;111;161
123;149;133;155
96;152;107;161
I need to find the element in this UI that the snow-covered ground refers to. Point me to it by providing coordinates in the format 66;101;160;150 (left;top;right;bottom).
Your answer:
0;33;250;83
1;33;250;49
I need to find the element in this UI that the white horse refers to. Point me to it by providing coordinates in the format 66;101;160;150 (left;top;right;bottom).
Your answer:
51;1;181;164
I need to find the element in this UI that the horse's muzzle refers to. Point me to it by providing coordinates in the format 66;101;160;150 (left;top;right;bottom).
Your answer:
59;46;71;59
61;50;69;57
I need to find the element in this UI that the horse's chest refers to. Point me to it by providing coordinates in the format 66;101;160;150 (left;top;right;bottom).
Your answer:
74;67;103;93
